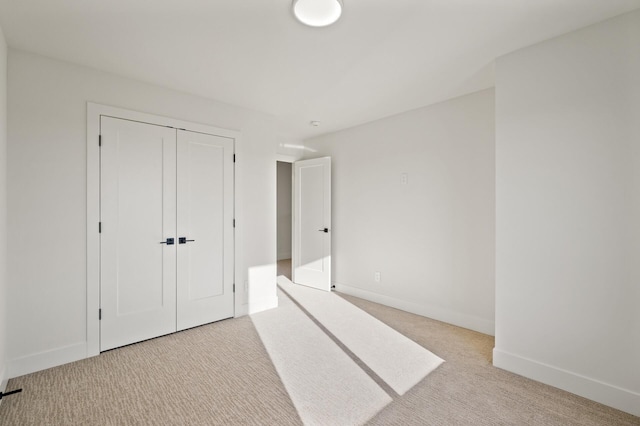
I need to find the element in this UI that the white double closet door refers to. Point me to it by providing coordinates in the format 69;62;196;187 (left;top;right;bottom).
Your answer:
100;116;234;351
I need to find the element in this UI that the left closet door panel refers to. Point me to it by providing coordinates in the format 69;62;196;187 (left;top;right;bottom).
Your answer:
100;117;177;351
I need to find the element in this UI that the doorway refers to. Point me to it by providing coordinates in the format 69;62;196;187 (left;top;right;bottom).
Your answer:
277;161;293;280
277;156;332;291
292;157;332;291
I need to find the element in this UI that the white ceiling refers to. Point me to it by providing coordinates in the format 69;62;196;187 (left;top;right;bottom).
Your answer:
0;0;639;142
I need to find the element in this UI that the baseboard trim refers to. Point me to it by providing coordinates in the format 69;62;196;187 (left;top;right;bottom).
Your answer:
334;283;495;336
493;348;640;417
9;342;87;379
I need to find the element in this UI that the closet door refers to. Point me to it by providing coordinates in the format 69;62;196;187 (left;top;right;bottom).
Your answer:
176;130;235;331
100;117;177;351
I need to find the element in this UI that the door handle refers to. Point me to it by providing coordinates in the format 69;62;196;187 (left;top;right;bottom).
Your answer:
160;238;175;245
179;237;196;244
318;228;329;233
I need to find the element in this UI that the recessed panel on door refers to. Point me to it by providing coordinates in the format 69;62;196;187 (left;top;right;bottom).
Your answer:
177;130;234;331
100;116;177;351
300;164;325;271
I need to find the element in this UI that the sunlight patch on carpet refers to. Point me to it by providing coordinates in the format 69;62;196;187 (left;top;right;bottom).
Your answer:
278;276;444;395
251;290;391;426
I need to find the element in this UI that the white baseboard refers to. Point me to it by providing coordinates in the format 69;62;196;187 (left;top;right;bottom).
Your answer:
493;348;640;417
9;342;87;379
334;282;495;336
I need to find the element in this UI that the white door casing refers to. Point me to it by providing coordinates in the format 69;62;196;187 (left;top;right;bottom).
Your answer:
293;157;332;291
100;117;177;351
177;130;235;331
99;116;236;351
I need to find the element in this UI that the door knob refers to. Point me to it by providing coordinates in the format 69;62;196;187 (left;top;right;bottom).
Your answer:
179;237;196;244
160;238;175;245
318;228;329;233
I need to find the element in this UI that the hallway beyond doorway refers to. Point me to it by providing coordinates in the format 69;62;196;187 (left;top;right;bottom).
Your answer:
277;258;291;280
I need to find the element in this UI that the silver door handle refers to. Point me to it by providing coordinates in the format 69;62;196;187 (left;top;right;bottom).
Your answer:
318;228;329;233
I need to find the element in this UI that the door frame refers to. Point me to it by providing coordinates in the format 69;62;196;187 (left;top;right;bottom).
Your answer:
276;154;296;270
86;102;242;357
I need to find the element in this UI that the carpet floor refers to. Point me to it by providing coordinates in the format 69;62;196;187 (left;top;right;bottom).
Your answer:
252;289;391;425
341;294;639;426
278;277;443;396
0;276;638;425
0;316;300;425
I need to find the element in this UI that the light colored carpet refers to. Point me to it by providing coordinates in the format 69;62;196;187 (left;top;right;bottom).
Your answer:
1;275;639;425
279;276;444;395
340;293;640;426
0;317;301;426
251;289;391;425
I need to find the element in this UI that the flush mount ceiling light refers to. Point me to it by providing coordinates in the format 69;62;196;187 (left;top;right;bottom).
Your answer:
292;0;343;28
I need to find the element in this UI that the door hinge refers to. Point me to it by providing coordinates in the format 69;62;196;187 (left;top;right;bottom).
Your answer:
233;284;236;293
233;154;236;163
99;222;102;233
99;309;102;320
233;219;236;228
99;135;102;146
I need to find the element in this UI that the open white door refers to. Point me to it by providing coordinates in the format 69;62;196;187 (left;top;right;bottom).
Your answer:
293;157;332;291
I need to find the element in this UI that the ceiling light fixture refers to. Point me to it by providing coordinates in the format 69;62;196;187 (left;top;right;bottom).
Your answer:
292;0;343;28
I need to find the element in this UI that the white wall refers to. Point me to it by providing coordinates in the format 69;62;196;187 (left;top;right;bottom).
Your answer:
0;24;8;392
304;89;495;335
277;161;292;260
494;10;640;416
7;50;278;377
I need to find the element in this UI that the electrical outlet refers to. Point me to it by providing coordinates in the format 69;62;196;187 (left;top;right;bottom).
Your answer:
374;271;381;282
401;173;408;185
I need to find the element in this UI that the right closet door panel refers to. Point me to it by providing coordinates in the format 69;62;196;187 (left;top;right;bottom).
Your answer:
176;130;235;331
